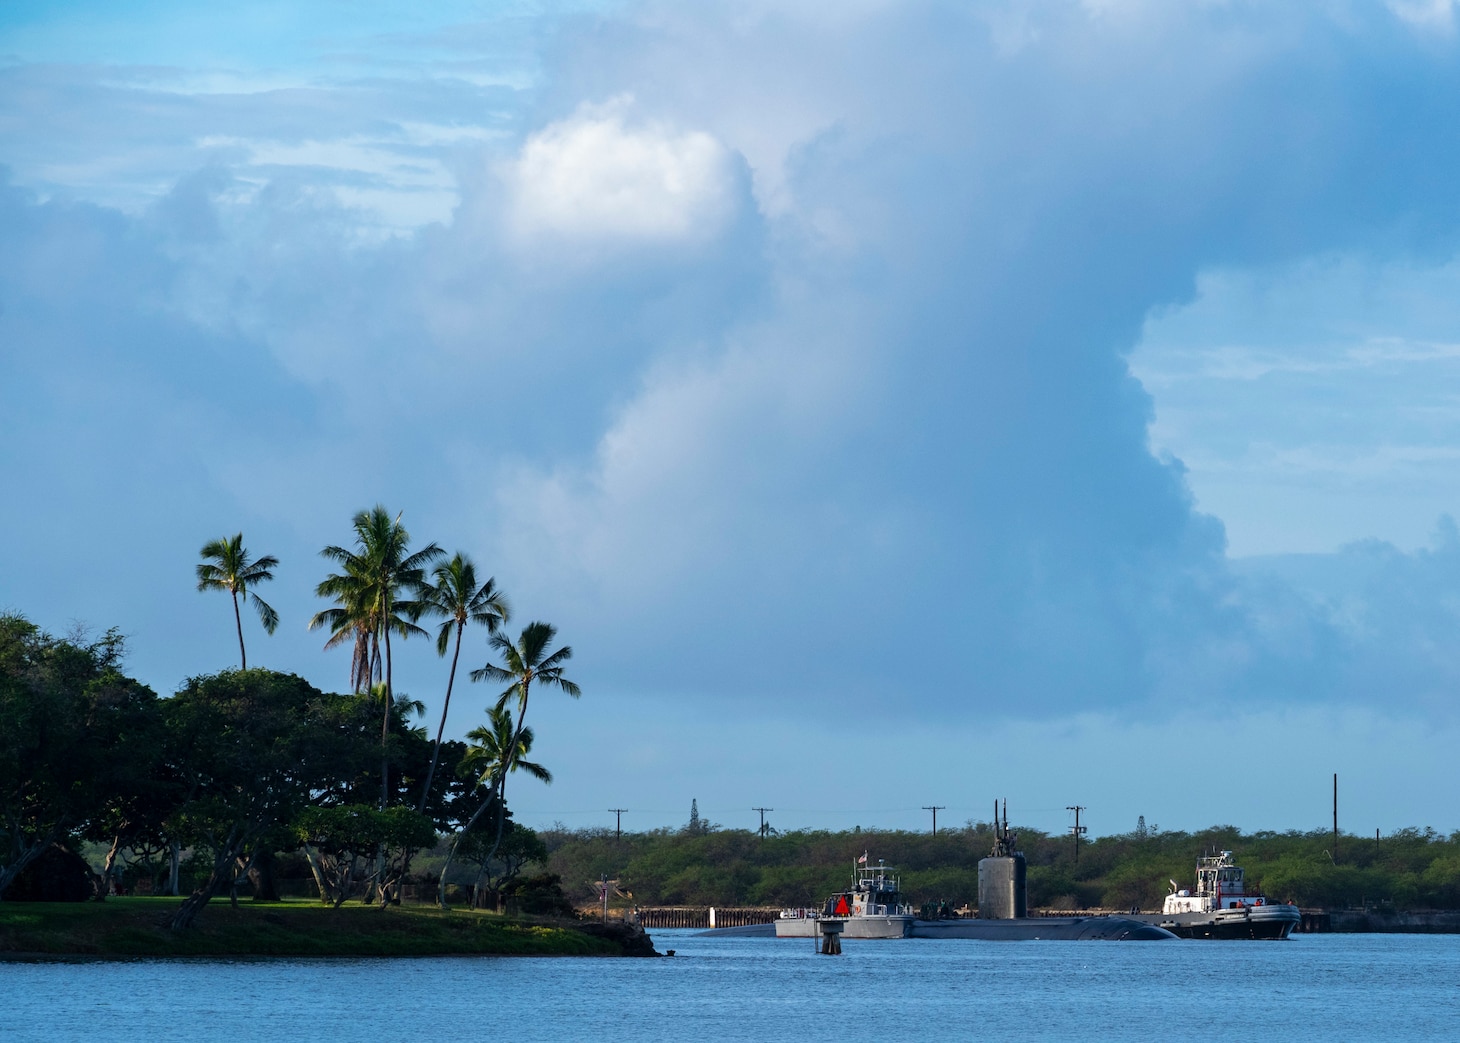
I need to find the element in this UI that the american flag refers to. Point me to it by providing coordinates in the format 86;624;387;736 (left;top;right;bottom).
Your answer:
858;851;868;865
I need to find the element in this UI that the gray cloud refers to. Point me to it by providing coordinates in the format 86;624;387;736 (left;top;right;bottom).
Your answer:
4;1;1460;737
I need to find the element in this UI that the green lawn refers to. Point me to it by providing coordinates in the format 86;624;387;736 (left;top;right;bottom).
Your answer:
0;897;622;958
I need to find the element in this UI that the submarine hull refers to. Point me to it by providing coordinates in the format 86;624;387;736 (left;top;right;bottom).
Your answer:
910;917;1176;941
702;917;1175;940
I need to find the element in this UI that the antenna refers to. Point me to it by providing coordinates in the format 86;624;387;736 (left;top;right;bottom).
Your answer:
922;805;946;836
990;798;1019;857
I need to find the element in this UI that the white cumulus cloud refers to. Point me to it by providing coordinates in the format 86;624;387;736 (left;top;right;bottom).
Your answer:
506;98;739;246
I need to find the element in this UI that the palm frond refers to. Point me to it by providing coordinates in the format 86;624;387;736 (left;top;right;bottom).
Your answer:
317;544;354;566
471;663;514;685
518;621;557;664
517;759;553;784
308;607;349;632
250;593;280;634
492;685;523;714
400;543;445;573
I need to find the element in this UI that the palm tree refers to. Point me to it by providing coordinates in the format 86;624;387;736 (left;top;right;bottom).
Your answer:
309;506;442;807
448;621;578;895
438;704;551;907
462;705;552;788
196;533;279;669
472;620;580;732
412;554;509;813
310;558;378;692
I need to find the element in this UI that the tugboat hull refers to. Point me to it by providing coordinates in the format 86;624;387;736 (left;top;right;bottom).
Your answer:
1146;905;1301;940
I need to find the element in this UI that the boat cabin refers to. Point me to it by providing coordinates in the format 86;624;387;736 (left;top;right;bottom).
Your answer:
1164;851;1273;915
820;861;913;918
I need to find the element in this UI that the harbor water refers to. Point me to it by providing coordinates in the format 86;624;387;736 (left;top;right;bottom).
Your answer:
3;931;1457;1041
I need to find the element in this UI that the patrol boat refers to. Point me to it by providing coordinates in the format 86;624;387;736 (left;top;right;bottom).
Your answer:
1151;850;1301;939
774;856;916;939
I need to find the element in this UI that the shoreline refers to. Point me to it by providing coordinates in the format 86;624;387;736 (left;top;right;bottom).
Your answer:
0;898;659;958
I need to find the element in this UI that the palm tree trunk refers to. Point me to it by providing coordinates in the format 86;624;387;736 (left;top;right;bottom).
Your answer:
384;614;393;701
231;588;247;669
380;625;393;811
97;832;124;900
168;839;180;896
438;778;499;909
418;620;465;813
375;615;394;902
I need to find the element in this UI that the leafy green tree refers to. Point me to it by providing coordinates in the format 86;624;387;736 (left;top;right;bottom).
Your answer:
196;533;279;669
412;554;509;813
310;506;442;807
438;703;553;907
454;820;548;910
81;676;173;898
281;686;439;904
163;669;341;930
294;804;436;907
0;615;160;900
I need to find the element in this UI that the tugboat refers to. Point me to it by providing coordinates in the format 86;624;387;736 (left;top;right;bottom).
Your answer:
774;855;916;939
1153;851;1301;939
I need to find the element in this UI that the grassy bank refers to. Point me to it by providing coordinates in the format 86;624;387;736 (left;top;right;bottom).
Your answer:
0;897;626;958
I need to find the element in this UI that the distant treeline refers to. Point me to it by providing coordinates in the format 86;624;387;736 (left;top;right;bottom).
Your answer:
541;821;1460;911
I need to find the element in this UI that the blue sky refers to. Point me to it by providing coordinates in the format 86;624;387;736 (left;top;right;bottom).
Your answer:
5;0;1460;840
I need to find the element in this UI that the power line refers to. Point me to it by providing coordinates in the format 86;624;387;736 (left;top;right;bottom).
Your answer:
922;805;946;836
752;807;774;839
608;808;628;840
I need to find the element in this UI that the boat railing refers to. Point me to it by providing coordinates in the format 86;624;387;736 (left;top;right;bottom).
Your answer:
779;907;820;920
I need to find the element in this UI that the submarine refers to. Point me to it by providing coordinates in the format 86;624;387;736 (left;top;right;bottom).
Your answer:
908;802;1173;940
704;803;1175;941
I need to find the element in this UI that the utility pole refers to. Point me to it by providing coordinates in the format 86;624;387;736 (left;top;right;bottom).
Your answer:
1067;805;1087;864
922;805;946;836
752;807;773;839
608;808;628;841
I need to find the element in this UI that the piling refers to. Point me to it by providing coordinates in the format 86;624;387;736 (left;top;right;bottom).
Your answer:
818;918;844;955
